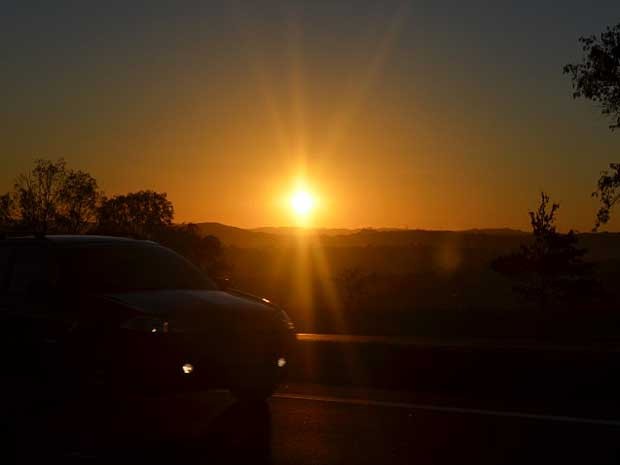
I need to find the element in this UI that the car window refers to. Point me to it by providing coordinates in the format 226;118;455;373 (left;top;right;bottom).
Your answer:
56;245;216;292
9;246;51;293
0;246;12;291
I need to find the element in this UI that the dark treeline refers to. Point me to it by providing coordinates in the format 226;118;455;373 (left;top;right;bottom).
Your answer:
0;159;225;276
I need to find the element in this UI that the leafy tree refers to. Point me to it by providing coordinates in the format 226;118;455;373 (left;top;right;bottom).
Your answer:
564;23;620;229
56;169;100;233
592;163;620;230
564;23;620;130
11;159;101;234
5;160;226;278
96;190;174;238
14;159;67;233
492;193;592;309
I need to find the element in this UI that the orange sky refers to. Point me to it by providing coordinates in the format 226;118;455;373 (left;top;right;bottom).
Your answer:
1;2;619;232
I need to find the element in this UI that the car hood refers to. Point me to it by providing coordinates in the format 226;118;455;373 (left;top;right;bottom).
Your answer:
103;289;270;315
100;289;278;330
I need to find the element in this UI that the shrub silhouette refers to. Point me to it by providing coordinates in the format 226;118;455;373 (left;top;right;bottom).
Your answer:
491;192;593;310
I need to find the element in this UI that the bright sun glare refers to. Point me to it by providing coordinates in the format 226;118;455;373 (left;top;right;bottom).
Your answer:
290;190;315;218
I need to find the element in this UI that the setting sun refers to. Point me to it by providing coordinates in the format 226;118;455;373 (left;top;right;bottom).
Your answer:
290;190;316;218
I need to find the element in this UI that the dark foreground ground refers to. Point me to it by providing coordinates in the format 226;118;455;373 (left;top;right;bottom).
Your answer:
3;335;620;464
2;382;619;465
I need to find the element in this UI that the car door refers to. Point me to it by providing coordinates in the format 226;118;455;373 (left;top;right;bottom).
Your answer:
3;244;64;376
0;244;15;347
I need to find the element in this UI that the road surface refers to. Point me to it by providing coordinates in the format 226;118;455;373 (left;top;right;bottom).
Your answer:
3;383;619;464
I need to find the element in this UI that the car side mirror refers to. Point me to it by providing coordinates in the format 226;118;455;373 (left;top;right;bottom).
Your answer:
215;276;231;291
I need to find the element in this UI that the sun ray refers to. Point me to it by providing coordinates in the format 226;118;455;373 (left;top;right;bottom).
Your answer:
321;3;411;159
230;3;291;159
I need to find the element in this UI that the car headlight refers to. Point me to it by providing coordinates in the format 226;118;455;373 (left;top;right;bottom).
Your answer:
121;316;169;334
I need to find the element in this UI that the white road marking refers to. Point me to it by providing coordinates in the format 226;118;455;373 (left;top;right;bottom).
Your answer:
273;393;620;427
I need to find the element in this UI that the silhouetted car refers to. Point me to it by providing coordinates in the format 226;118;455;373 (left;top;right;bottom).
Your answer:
0;235;296;401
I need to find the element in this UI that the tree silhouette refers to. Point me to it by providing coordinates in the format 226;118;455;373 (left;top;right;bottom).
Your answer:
96;190;174;239
56;169;100;233
14;159;67;234
0;193;16;232
564;23;620;229
11;159;101;234
4;159;225;276
592;163;620;230
564;23;620;131
492;193;592;310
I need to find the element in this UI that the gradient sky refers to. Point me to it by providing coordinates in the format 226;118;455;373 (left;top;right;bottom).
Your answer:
1;1;619;231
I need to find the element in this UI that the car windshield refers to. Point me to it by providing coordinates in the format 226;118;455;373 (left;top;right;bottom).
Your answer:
56;244;216;292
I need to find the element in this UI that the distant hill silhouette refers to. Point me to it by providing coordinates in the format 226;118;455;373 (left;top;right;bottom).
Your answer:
461;228;526;236
193;222;277;248
190;222;620;338
192;222;620;259
252;226;361;236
